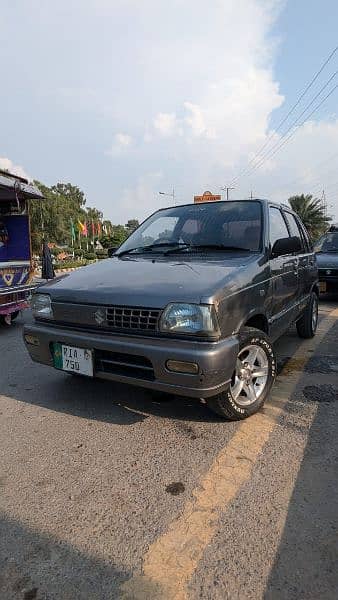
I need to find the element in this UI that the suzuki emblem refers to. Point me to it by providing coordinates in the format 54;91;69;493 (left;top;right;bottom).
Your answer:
94;309;105;325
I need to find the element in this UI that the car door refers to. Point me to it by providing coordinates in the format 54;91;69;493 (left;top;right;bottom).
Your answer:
268;206;299;337
295;215;317;299
283;210;315;314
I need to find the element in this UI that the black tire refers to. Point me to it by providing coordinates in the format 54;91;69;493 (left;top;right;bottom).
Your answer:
296;292;318;339
207;327;276;421
10;311;19;321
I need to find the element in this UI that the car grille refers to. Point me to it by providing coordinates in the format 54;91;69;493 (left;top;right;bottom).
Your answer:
106;306;161;332
95;349;155;381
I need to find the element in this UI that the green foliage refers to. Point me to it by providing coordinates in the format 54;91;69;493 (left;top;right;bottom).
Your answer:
100;225;129;249
29;180;139;255
95;249;108;259
54;259;89;270
288;194;332;240
29;181;88;253
125;219;139;233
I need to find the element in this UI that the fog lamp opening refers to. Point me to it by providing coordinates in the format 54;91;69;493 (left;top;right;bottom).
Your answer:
166;360;199;374
24;334;40;346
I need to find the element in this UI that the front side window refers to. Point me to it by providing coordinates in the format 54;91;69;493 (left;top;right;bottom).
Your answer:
118;201;263;255
269;207;289;248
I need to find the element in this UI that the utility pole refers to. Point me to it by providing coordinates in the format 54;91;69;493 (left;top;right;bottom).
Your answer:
321;189;327;218
221;186;235;201
159;187;175;205
250;190;253;200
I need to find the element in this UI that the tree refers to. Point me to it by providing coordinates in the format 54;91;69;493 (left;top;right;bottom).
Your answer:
100;225;129;249
29;181;88;252
125;219;139;233
28;178;140;254
288;194;331;240
86;206;103;222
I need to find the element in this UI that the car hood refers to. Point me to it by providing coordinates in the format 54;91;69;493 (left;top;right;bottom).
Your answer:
316;252;338;268
39;254;258;308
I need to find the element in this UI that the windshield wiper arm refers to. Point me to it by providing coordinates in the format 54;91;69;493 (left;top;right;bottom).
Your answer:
116;242;189;258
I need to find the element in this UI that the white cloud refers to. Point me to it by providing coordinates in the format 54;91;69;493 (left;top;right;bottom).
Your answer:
118;172;165;221
3;0;338;223
115;133;132;147
0;157;30;180
106;133;133;156
153;113;182;137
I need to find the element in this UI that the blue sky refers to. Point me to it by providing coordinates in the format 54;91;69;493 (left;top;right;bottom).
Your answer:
1;0;338;223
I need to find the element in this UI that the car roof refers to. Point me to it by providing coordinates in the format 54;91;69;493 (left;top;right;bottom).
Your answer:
156;198;296;214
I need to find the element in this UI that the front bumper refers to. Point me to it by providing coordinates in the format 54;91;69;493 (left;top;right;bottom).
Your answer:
23;322;239;398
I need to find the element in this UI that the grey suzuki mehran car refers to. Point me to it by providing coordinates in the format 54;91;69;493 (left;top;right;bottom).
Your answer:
24;199;318;420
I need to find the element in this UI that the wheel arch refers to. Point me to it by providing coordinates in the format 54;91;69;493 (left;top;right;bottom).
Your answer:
240;311;270;335
311;282;320;297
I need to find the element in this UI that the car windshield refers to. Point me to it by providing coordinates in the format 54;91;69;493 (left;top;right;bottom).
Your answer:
315;232;338;253
117;201;262;255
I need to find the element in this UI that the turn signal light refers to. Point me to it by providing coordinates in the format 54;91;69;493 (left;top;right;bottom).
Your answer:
166;360;199;374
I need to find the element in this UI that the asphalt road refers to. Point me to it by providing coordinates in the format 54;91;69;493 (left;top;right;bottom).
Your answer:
0;297;338;600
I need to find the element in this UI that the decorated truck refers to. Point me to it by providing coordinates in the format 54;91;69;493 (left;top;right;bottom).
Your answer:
0;169;43;325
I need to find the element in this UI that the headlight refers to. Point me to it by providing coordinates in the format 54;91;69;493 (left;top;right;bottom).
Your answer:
160;303;219;336
31;294;53;319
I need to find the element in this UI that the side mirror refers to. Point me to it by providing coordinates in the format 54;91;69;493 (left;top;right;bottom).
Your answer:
271;236;302;258
107;246;118;257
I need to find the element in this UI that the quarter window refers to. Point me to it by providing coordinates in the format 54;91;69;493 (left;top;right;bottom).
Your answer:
269;207;289;248
283;212;303;251
296;218;312;251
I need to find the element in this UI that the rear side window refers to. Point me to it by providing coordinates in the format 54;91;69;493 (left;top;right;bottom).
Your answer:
283;212;304;251
269;207;289;247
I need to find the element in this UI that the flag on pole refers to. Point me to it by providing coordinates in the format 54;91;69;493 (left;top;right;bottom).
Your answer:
78;220;87;236
70;219;76;244
97;222;102;237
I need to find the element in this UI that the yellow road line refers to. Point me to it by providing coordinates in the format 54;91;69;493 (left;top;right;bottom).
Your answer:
121;308;338;600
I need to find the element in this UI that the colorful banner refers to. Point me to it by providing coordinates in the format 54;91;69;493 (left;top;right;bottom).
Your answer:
0;215;30;262
0;266;31;289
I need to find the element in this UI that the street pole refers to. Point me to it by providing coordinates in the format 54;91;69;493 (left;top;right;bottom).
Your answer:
221;186;235;201
159;188;175;205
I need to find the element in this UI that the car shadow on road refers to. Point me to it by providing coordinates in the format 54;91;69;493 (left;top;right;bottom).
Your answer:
0;513;134;599
264;366;338;597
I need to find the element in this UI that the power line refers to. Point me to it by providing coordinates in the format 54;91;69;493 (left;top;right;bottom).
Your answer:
230;45;338;185
244;71;337;174
241;83;338;178
281;149;338;190
232;72;338;185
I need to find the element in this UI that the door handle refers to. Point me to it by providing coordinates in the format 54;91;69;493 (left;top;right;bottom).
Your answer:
292;259;298;274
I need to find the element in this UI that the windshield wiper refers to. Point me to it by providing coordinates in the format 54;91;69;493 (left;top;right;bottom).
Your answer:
116;242;190;258
164;244;250;254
